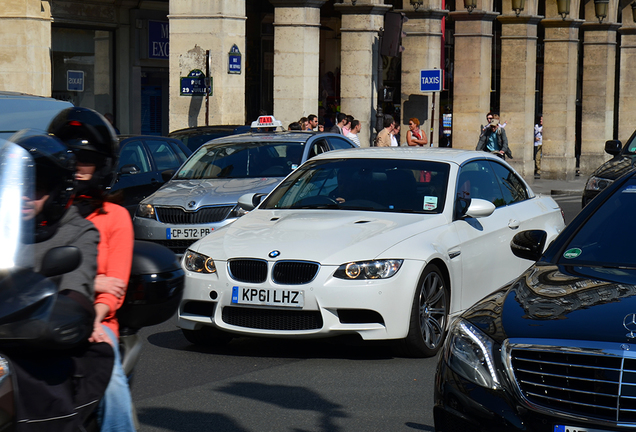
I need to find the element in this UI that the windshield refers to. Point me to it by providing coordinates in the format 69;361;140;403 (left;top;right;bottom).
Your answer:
261;158;450;213
559;178;636;268
176;141;304;180
0;140;34;272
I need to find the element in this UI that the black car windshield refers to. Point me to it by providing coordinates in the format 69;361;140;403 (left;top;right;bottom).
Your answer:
175;142;304;179
260;158;450;213
559;177;636;267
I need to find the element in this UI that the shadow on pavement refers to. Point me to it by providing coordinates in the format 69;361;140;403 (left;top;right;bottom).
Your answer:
137;407;248;432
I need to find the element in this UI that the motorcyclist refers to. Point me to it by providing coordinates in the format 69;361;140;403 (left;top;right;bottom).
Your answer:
48;107;136;432
8;133;114;431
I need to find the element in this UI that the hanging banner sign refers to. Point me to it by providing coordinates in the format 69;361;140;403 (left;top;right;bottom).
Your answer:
228;45;242;74
180;69;211;96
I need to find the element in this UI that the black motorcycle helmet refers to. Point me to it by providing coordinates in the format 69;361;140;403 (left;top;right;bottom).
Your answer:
13;133;76;241
47;107;119;197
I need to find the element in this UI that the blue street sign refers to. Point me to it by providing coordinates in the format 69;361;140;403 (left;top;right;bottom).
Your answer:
228;44;242;74
420;69;442;92
180;69;211;96
67;70;84;92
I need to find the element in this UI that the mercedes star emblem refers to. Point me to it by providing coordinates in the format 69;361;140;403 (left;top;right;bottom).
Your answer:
269;250;280;258
624;314;636;339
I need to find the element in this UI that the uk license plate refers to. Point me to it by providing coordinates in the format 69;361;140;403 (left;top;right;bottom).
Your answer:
166;227;213;239
554;426;610;432
231;286;304;308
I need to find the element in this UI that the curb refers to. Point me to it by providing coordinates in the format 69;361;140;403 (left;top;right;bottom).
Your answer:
550;189;582;196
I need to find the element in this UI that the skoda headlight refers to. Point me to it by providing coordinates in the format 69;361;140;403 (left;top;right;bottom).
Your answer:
136;203;156;220
334;259;403;280
183;250;216;273
585;176;613;192
445;319;501;389
230;204;249;218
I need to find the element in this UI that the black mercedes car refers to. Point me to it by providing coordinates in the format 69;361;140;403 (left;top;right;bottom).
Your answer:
435;167;636;431
582;131;636;206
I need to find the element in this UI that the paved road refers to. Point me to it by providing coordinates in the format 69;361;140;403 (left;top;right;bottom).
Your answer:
131;196;582;432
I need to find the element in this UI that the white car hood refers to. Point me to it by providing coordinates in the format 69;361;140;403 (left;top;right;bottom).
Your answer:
194;209;448;265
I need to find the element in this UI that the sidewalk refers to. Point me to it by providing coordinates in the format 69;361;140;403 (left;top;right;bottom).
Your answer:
522;175;587;196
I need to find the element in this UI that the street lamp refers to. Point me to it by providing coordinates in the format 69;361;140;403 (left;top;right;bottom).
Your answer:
464;0;477;13
556;0;570;19
512;0;525;16
410;0;423;10
594;0;609;23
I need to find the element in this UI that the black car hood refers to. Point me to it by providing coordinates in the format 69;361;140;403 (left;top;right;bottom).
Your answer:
464;263;636;344
590;154;636;181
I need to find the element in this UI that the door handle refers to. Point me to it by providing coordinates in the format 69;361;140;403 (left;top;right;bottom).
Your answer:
508;219;520;229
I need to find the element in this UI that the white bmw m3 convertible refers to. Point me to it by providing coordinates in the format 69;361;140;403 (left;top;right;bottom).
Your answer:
177;148;565;357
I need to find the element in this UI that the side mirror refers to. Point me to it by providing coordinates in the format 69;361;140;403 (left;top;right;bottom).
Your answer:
605;140;622;156
120;164;140;175
464;198;496;218
161;169;176;182
510;230;547;262
238;193;266;211
40;246;82;278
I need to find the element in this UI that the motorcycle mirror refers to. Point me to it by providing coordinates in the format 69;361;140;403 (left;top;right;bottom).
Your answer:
40;246;82;277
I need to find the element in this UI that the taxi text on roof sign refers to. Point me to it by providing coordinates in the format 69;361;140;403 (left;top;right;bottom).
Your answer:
251;116;283;129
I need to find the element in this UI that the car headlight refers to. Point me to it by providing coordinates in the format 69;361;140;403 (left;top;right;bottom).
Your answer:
445;319;501;390
183;250;216;273
136;203;156;220
333;259;403;280
585;176;613;192
230;204;249;218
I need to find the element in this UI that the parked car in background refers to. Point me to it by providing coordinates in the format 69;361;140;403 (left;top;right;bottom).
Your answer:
169;125;249;152
582;130;636;206
435;168;636;431
110;135;191;214
0;92;73;139
134;116;358;255
177;148;565;357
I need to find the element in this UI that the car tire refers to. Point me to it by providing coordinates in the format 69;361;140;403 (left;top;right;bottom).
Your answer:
181;327;233;346
396;264;449;358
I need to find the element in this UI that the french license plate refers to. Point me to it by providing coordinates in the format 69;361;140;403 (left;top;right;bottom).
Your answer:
554;426;610;432
166;227;213;239
231;286;304;308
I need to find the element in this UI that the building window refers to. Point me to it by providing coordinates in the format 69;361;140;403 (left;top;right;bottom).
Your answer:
51;27;114;116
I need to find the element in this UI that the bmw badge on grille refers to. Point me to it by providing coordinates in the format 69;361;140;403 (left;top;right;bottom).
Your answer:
269;250;280;258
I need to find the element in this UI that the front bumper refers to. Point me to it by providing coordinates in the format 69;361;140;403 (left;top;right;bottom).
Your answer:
434;357;631;432
177;259;426;341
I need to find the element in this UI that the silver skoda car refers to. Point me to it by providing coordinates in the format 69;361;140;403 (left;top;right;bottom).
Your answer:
133;116;357;254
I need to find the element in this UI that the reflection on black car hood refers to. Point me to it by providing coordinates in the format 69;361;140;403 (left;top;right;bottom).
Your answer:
590;155;636;181
464;263;636;344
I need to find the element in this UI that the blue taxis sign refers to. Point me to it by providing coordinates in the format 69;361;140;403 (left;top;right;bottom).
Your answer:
420;69;442;92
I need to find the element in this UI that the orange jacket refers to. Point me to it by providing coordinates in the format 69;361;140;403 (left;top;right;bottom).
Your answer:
87;202;134;340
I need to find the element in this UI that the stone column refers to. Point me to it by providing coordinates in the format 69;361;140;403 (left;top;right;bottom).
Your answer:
0;0;51;95
400;5;447;147
449;9;499;151
498;15;541;178
335;2;390;147
618;20;636;144
579;23;619;175
270;0;326;128
168;1;246;131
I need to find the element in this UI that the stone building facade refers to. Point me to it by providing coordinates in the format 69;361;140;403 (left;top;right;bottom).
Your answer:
1;0;633;179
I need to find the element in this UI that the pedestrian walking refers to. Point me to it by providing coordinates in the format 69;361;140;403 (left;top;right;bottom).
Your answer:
330;113;348;134
534;115;543;179
406;118;427;146
348;120;362;147
476;118;512;159
390;124;400;147
375;115;395;147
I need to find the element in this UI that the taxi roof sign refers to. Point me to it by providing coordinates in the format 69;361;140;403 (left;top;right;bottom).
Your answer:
251;115;283;129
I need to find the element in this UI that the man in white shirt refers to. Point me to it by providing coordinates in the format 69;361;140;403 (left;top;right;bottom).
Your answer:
348;120;361;147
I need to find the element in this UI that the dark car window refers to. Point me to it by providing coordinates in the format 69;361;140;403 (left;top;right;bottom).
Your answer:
328;136;355;150
118;140;151;173
559;179;636;267
261;158;450;214
307;139;330;159
176;142;305;179
456;160;505;207
489;161;529;205
145;139;181;171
